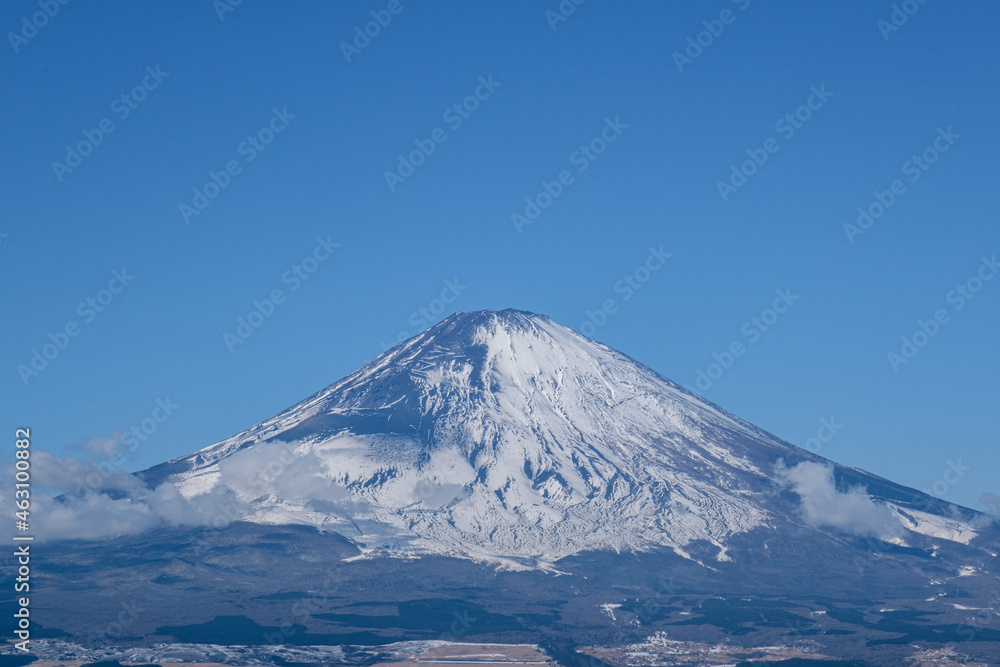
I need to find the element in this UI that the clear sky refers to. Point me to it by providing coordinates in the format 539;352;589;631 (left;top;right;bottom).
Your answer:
2;1;997;512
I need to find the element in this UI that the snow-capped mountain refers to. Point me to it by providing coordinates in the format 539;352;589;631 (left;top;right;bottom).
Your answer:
140;309;983;566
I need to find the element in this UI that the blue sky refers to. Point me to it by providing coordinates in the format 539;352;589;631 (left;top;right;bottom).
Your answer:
2;1;997;512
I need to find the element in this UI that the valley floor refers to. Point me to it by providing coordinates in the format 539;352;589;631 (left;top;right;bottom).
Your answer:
4;638;995;667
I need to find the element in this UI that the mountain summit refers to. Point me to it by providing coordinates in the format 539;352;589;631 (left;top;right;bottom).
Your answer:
142;309;982;566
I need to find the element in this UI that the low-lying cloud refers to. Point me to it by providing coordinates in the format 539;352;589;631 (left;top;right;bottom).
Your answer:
10;450;251;542
775;460;902;539
33;450;145;496
16;439;375;541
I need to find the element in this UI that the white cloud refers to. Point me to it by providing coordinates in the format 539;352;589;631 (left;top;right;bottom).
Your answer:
13;451;252;542
32;491;162;540
29;481;253;542
10;440;365;542
775;460;902;539
33;450;144;496
216;442;343;500
70;430;127;460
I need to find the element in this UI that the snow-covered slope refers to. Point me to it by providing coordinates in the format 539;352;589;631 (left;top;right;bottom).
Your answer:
141;309;979;565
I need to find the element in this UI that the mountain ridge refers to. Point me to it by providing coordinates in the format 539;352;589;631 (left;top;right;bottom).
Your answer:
135;309;986;567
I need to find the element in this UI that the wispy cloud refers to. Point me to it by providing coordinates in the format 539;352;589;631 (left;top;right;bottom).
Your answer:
69;430;127;460
971;492;1000;529
775;460;902;539
979;492;1000;515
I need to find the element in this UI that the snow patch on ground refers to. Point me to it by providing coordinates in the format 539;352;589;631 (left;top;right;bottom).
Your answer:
888;504;978;545
600;603;622;621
